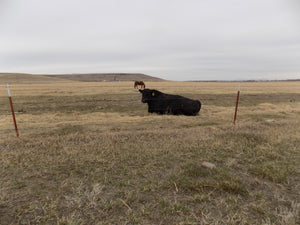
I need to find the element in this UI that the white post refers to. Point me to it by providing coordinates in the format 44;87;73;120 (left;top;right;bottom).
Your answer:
6;84;11;97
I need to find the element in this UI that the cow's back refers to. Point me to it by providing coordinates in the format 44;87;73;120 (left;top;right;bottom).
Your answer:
167;94;201;116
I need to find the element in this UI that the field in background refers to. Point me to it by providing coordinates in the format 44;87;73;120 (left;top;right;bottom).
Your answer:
0;81;300;224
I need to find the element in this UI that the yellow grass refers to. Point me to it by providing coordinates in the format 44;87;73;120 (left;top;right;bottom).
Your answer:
1;81;299;97
0;81;299;224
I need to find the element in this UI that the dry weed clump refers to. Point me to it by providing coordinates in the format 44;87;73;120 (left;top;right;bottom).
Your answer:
0;81;299;224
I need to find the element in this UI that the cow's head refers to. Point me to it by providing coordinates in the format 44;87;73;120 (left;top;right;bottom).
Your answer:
139;89;160;103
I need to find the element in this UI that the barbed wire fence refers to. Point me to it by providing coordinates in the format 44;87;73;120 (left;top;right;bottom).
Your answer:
1;81;299;137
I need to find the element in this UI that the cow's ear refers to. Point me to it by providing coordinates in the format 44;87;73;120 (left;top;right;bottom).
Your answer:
152;92;155;96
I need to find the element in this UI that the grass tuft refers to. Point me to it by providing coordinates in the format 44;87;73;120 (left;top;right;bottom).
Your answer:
249;162;295;183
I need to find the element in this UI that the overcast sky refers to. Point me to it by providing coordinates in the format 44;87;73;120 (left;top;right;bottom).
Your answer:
0;0;300;81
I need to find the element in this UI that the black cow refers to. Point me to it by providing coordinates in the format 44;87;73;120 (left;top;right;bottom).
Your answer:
139;89;201;116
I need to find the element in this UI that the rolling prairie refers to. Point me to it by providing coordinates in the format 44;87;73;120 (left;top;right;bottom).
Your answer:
0;80;299;224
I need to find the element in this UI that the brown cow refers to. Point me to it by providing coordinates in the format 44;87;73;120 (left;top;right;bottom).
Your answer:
134;81;145;89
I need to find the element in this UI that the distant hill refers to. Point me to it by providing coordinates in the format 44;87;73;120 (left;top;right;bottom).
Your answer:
0;73;75;84
44;73;164;82
0;73;164;84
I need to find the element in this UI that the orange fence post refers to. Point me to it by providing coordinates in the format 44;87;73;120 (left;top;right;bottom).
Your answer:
6;84;19;137
233;83;241;125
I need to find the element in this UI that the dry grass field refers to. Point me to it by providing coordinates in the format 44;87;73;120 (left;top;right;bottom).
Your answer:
0;80;300;224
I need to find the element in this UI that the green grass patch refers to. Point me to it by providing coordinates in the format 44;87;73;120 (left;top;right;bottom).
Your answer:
167;163;248;196
249;161;295;183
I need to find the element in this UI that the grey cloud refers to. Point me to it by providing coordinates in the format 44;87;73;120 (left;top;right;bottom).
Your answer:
0;0;299;80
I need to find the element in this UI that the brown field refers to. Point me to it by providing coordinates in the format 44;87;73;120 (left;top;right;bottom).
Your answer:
0;80;300;224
